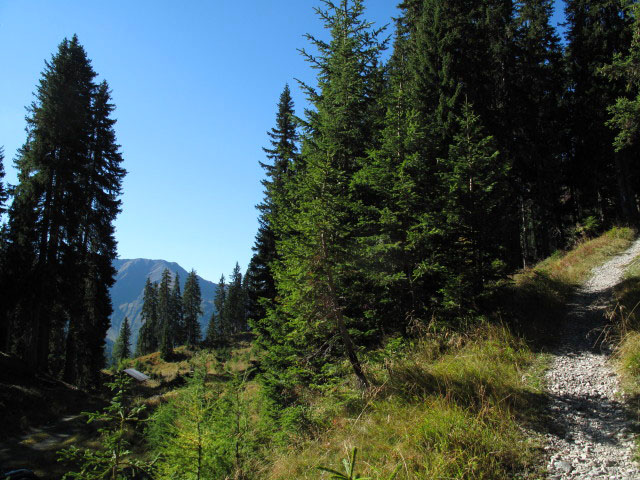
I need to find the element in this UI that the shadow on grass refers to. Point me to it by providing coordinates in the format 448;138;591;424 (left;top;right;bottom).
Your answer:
493;271;573;350
385;360;549;425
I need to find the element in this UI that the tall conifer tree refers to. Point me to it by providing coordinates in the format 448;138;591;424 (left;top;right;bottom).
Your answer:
213;274;227;340
440;102;509;312
272;0;387;389
225;262;246;334
0;147;8;351
157;269;173;356
602;4;640;154
182;269;203;347
0;147;6;218
509;0;566;265
112;317;131;365
171;272;185;346
136;278;159;356
246;85;298;330
565;0;637;223
3;36;125;384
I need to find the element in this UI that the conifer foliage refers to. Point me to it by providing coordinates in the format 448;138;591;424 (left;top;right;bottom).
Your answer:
564;0;638;224
602;3;640;153
112;317;132;365
136;277;159;357
439;102;509;312
0;147;7;218
1;36;125;385
269;0;387;389
246;0;640;392
245;84;298;331
183;270;203;347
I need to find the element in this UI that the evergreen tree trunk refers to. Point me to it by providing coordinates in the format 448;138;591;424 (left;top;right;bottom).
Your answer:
322;233;369;389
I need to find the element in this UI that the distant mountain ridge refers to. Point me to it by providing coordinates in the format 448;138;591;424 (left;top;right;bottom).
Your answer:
108;258;217;346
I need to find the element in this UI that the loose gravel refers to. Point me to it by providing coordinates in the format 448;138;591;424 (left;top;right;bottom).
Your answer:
545;238;640;479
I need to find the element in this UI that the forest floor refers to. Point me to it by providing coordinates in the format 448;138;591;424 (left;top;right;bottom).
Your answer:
0;342;254;479
0;413;99;479
544;237;640;479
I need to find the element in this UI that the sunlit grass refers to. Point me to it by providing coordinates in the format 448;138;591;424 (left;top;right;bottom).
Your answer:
610;250;640;399
504;227;635;344
529;226;635;287
267;325;543;479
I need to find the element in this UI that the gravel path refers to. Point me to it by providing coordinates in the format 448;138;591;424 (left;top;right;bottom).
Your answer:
545;238;640;479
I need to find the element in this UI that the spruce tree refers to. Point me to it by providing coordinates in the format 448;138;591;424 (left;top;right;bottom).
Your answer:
353;4;441;333
182;269;203;347
440;102;509;312
3;36;125;383
225;262;246;334
136;278;159;356
602;4;640;153
361;0;515;327
0;147;7;217
205;312;218;348
64;79;126;385
246;85;298;330
272;0;387;389
171;272;185;346
509;0;566;264
157;269;173;356
213;274;228;340
0;147;8;351
6;35;96;374
112;317;132;365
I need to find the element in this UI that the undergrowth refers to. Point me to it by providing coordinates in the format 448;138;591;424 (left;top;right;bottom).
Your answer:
267;325;544;479
589;229;640;455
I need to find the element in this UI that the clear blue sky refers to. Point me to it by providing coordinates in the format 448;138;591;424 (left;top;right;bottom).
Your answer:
0;1;567;282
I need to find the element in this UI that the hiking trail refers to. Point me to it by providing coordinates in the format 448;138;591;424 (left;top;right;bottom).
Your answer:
545;238;640;479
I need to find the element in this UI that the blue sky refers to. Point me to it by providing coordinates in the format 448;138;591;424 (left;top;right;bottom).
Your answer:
0;1;567;282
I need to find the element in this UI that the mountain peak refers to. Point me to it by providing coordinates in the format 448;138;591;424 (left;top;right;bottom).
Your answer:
108;259;217;344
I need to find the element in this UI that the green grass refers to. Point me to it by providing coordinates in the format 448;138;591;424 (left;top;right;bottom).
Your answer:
533;226;634;286
266;325;544;480
610;250;640;399
617;332;640;393
608;251;640;459
503;227;635;345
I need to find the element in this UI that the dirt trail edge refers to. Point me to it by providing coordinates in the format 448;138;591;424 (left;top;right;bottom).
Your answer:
545;238;640;479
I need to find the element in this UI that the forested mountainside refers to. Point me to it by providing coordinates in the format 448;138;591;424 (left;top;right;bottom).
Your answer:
108;259;217;346
4;0;640;478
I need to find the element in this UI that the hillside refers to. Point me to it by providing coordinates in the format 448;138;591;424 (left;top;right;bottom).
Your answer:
108;259;217;345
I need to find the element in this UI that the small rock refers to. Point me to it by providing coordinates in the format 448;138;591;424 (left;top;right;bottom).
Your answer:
555;460;572;473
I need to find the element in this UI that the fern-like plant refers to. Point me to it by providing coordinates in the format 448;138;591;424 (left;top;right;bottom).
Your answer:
317;448;400;480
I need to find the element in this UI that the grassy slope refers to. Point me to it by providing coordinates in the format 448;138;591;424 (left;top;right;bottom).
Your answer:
503;227;635;346
262;227;636;479
268;326;543;479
